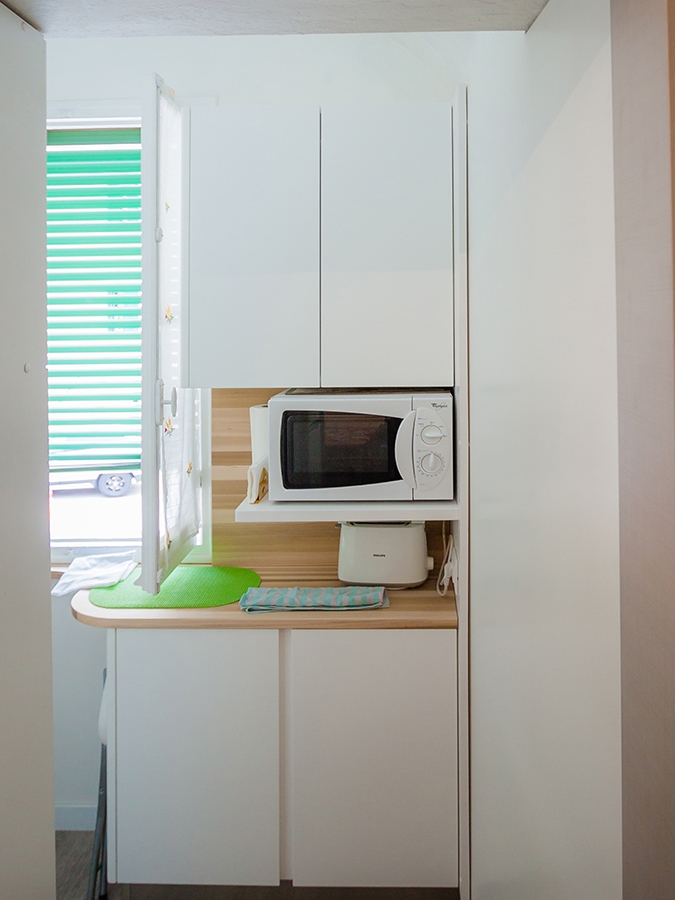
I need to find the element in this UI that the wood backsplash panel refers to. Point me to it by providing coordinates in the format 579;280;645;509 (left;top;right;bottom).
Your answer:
210;389;445;580
211;388;340;579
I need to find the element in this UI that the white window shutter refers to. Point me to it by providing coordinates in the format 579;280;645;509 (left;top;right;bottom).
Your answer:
138;77;202;594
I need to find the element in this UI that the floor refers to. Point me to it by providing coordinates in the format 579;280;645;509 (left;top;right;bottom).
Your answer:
56;832;460;900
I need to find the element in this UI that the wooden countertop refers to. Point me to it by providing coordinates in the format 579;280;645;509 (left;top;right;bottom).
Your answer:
71;578;457;630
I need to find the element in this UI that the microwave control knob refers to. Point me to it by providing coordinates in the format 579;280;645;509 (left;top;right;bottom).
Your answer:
420;424;443;445
421;452;443;474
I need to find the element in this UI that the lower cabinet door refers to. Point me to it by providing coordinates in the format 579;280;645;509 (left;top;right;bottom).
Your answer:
289;629;458;887
114;629;280;885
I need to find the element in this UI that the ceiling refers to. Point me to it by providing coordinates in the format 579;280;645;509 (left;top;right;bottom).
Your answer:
5;0;551;38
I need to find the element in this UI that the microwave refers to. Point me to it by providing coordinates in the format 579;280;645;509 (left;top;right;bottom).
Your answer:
267;389;454;502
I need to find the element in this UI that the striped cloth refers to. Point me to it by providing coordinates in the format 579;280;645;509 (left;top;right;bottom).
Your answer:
240;586;389;614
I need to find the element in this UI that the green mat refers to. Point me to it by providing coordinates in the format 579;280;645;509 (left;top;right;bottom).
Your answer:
89;565;261;609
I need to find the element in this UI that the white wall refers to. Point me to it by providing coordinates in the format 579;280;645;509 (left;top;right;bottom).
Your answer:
0;5;55;897
46;31;471;107
52;588;107;829
434;0;622;897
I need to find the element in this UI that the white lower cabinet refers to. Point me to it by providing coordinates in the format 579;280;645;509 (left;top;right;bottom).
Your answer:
113;629;280;885
289;630;458;887
110;627;457;888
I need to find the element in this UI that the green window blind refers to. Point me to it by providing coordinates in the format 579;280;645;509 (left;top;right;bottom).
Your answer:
47;127;142;473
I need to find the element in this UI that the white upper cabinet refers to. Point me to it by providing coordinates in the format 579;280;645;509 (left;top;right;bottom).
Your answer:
186;105;320;388
321;104;454;388
185;103;453;389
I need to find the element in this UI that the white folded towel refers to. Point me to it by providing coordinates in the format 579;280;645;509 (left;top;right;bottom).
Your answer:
51;551;137;596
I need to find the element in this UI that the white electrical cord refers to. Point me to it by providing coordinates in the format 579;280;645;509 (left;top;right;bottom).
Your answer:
436;521;455;596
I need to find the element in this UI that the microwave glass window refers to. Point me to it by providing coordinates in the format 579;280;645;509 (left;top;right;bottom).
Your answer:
281;411;402;489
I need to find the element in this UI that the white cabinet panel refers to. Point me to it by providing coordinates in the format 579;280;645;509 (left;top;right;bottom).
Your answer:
186;105;320;388
186;103;454;391
321;104;454;388
290;629;458;887
114;629;280;885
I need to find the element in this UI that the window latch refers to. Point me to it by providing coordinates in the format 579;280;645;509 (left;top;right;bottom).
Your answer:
156;379;178;426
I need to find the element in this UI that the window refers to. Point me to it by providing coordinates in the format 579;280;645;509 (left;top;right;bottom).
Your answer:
47;121;143;556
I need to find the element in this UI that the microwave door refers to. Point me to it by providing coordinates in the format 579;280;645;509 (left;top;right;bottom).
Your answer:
279;409;413;501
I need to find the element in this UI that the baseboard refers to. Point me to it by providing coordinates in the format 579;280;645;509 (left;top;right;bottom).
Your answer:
55;803;97;830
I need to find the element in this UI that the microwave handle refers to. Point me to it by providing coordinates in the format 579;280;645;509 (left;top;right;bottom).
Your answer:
394;410;417;489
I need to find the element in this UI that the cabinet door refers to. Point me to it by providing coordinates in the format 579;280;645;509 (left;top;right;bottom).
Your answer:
114;629;280;885
290;629;458;887
187;105;320;388
321;104;454;388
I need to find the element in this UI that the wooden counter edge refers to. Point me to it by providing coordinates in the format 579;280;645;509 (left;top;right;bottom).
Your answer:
71;583;457;630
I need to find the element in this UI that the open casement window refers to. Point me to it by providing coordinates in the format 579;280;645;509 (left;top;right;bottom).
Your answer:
138;78;203;594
